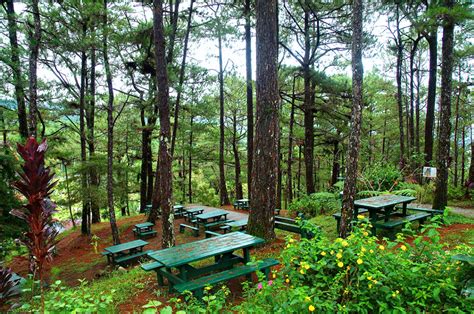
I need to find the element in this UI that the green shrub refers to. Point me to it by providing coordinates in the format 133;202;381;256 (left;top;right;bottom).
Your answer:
415;183;435;204
359;163;402;191
356;190;384;199
288;193;340;217
392;189;417;197
20;279;115;312
238;219;473;312
448;185;465;201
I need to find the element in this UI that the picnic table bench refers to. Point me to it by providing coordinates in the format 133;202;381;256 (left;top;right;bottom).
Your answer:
222;218;248;233
133;222;157;238
195;209;232;231
184;207;204;221
147;232;274;297
233;199;249;210
102;240;150;266
274;216;314;239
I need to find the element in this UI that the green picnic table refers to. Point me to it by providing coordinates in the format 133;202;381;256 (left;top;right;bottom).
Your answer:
354;195;417;235
195;209;230;230
184;207;204;221
223;218;248;232
133;222;156;238
234;199;249;210
103;239;150;265
147;232;265;292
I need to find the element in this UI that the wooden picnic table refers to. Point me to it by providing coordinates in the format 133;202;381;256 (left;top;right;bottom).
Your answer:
184;207;204;221
195;209;229;225
133;222;156;238
355;194;416;235
147;232;264;290
224;218;248;232
235;199;249;210
104;239;149;265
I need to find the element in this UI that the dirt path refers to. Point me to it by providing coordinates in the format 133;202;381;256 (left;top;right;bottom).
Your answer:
411;203;474;218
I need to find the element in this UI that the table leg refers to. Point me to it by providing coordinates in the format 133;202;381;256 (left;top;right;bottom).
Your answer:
384;206;395;222
369;209;377;236
243;248;250;263
402;202;408;216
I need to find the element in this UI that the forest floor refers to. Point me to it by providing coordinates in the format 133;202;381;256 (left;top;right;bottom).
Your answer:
6;204;474;312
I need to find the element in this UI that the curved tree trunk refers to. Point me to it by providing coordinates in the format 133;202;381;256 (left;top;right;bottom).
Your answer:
424;32;438;166
245;0;254;200
28;0;41;137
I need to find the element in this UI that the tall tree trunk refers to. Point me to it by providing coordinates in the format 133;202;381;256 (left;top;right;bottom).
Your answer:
339;0;363;238
217;26;230;205
297;144;302;195
140;107;148;212
415;52;421;162
4;0;28;139
79;35;90;236
467;130;474;192
453;66;461;187
103;0;120;245
461;125;465;185
277;135;282;209
245;0;254;200
63;161;76;228
331;141;340;186
152;0;174;248
170;0;195;156
286;76;296;206
409;36;421;171
303;6;315;194
28;0;41;137
188;115;194;203
433;0;455;211
424;32;438;166
166;0;181;64
88;40;100;223
232;112;243;199
247;0;278;241
395;5;405;170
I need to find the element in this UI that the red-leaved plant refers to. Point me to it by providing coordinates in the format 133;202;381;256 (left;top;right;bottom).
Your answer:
10;137;58;308
0;266;20;308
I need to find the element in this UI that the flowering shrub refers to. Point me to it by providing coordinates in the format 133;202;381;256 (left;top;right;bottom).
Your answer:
238;219;473;312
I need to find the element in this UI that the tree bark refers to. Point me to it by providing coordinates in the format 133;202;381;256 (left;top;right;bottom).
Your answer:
453;66;461;187
103;0;120;245
170;0;195;157
395;4;405;171
433;0;455;211
286;76;296;206
140;107;149;212
461;125;465;186
188;115;194;203
467;131;474;191
63;161;76;228
217;26;230;205
339;0;363;238
28;0;41;137
247;0;279;241
152;0;174;248
4;0;28;139
232;111;243;199
245;0;254;200
331;141;340;186
424;32;438;166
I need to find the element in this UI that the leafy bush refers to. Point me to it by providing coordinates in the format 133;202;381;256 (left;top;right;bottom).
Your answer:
238;219;473;312
448;185;465;201
288;193;340;217
414;183;435;204
359;163;402;191
392;189;417;197
356;190;384;199
20;280;115;312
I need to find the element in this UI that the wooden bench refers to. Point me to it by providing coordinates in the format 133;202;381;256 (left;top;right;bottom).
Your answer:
274;216;313;239
374;213;431;239
395;206;443;217
174;258;279;298
333;208;369;233
203;220;233;231
115;249;153;266
133;228;157;239
205;230;222;238
179;224;199;237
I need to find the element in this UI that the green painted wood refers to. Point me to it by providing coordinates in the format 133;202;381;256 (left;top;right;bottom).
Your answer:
275;221;301;233
205;231;222;238
354;195;416;209
185;208;204;214
141;261;164;271
104;239;148;254
115;249;152;264
135;222;154;229
137;230;157;238
195;209;229;221
374;213;430;229
174;258;279;293
204;220;233;229
225;219;248;228
148;232;264;268
332;208;369;219
395;206;444;215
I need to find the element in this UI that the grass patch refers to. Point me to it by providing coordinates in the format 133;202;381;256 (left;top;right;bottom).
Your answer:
444;212;474;225
309;214;337;241
442;228;474;247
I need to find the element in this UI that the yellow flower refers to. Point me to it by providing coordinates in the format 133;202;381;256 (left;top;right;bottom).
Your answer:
321;251;326;256
336;238;343;243
304;264;310;270
379;245;385;251
357;258;363;265
369;249;374;253
289;238;295;243
396;290;400;294
342;240;349;247
205;286;211;291
400;245;407;251
338;261;344;268
309;305;315;312
305;296;311;302
357;214;365;219
177;298;181;303
363;231;369;237
285;278;290;283
373;280;378;284
361;247;367;252
300;269;305;275
336;252;343;259
392;293;397;298
286;244;291;249
330;250;335;255
368;283;373;289
272;273;277;279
